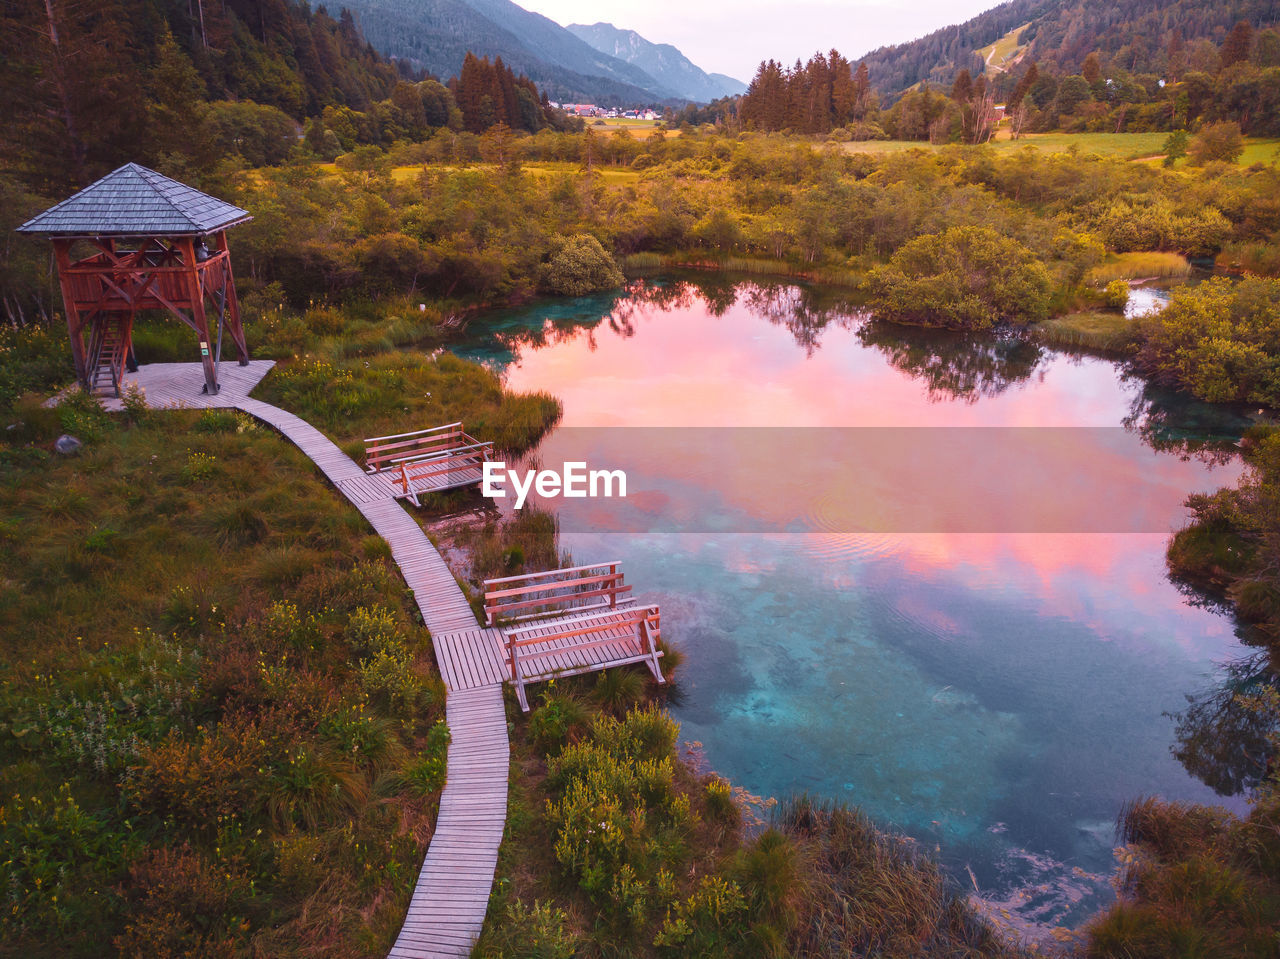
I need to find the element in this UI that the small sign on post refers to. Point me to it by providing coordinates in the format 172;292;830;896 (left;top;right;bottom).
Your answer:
200;340;209;356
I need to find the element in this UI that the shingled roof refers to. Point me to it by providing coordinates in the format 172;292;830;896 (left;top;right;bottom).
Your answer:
17;163;252;237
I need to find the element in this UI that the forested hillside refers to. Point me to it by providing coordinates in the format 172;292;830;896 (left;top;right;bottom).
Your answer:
337;0;674;104
0;0;402;192
0;0;576;200
738;2;1280;141
855;0;1280;99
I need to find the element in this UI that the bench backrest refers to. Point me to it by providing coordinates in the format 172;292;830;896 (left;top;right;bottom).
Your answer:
365;423;474;474
483;562;630;626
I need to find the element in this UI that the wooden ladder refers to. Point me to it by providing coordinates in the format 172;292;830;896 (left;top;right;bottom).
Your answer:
86;313;131;398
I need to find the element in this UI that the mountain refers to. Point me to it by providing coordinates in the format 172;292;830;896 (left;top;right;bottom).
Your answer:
854;0;1280;99
565;22;746;102
336;0;680;104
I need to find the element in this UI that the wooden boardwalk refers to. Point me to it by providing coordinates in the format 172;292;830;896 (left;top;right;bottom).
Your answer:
71;362;664;956
81;362;506;957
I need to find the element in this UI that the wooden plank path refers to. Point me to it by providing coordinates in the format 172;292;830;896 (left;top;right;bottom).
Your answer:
86;362;507;957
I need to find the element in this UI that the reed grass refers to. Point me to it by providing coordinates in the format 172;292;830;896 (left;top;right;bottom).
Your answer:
1215;240;1280;277
1031;311;1139;354
620;251;866;288
1086;252;1192;284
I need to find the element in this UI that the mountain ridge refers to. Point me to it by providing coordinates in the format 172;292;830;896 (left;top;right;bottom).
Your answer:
566;21;746;102
337;0;742;104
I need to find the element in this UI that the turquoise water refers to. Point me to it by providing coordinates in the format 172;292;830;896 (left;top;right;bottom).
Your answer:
450;277;1255;930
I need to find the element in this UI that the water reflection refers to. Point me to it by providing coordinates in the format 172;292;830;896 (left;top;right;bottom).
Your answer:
857;322;1046;404
449;274;1259;929
1172;651;1278;796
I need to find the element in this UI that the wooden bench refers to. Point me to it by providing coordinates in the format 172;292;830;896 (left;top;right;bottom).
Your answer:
483;563;663;711
363;423;493;506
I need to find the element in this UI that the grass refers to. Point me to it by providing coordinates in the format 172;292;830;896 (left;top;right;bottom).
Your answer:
976;21;1031;76
620;252;866;288
1030;310;1139;354
0;395;446;956
1086;251;1192;283
255;349;560;458
590;117;672;139
1086;793;1280;957
316;159;645;185
841;133;1279;165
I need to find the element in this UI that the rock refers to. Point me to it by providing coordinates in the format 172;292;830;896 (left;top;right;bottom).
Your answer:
54;434;82;455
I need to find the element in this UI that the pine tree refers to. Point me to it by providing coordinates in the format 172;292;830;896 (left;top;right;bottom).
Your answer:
1008;62;1039;109
1221;21;1255;68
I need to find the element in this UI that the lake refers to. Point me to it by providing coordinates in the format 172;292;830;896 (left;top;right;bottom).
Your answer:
450;276;1256;931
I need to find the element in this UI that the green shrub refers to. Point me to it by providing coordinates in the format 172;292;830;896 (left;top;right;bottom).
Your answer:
538;234;624;296
1188;122;1244;166
1135;276;1280;405
867;226;1053;330
344;604;404;656
543;707;688;926
56;387;111;442
528;692;588;754
1103;279;1130;310
359;645;431;715
120;382;148;422
404;720;450;796
474;900;577;959
180;450;218;482
193;408;240;433
705;777;738;824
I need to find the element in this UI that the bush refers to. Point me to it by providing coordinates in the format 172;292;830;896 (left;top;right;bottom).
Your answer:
1135;276;1280;405
1103;279;1130;310
404;719;450;796
56;387;111;442
537;234;624;296
1188;122;1244;166
543;707;688;928
867;226;1053;330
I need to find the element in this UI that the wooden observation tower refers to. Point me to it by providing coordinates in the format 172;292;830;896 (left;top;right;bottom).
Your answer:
18;163;253;397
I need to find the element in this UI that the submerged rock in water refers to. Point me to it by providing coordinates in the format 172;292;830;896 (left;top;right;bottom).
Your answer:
54;434;82;455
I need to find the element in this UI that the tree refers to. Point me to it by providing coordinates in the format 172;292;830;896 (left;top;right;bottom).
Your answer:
1187;121;1244;165
538;234;624;297
1081;52;1102;84
867;226;1053;330
1135;277;1280;405
1162;128;1190;166
950;68;973;103
1007;62;1039;110
1221;21;1255;69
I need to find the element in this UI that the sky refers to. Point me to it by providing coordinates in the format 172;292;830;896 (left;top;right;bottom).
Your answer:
518;0;1002;83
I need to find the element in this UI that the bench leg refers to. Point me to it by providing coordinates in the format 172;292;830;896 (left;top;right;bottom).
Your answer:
510;644;531;712
640;619;665;685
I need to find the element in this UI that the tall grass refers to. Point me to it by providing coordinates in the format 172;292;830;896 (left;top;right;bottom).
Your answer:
1086;251;1192;284
1031;311;1139;354
1216;240;1280;277
0;400;446;956
619;252;865;288
1087;794;1280;958
257;350;561;455
773;795;1030;958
